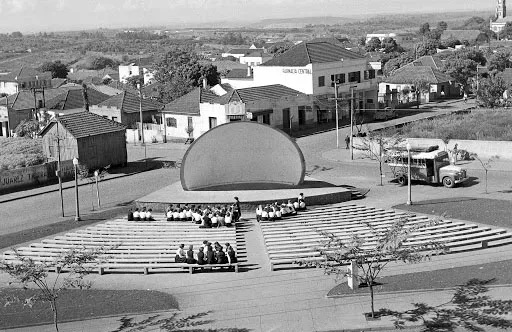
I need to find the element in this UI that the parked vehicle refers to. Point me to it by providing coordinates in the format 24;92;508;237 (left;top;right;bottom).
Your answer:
374;107;397;121
386;145;468;188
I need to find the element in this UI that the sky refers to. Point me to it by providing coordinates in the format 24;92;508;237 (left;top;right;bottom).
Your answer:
0;0;496;33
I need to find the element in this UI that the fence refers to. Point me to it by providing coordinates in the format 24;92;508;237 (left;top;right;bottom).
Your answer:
0;160;74;192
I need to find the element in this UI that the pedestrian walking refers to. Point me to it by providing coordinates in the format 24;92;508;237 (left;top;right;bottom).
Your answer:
345;135;350;149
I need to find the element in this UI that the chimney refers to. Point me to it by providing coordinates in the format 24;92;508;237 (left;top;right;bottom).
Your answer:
247;66;251;77
202;78;208;88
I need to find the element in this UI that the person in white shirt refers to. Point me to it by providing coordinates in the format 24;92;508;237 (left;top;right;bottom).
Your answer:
172;209;179;221
146;209;154;221
287;200;297;215
179;209;186;221
139;208;147;221
193;210;202;224
225;212;232;227
298;193;306;210
185;208;193;221
175;244;186;263
211;213;218;228
261;206;269;221
268;205;275;221
255;205;263;222
133;208;140;221
293;200;299;210
274;203;282;220
166;207;173;221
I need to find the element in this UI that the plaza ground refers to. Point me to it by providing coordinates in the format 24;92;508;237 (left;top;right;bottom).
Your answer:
1;99;512;331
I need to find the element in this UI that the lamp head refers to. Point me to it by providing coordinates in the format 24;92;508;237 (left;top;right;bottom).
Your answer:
406;142;411;151
72;157;79;166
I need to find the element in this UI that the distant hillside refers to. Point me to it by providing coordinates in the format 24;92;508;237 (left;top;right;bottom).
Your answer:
254;16;358;29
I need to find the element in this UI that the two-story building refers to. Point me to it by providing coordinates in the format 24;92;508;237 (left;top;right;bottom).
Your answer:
118;57;154;85
231;41;379;122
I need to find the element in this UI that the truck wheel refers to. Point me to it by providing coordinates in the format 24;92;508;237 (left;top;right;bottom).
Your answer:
442;176;455;188
398;175;407;186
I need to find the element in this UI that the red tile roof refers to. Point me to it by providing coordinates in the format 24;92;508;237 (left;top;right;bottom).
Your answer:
47;88;111;110
384;66;454;84
163;88;218;115
260;41;364;67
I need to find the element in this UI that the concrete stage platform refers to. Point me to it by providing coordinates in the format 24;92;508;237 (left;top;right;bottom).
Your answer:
136;177;352;211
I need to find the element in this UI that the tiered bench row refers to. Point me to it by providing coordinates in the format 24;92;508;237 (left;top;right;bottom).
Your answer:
259;203;512;271
3;219;239;274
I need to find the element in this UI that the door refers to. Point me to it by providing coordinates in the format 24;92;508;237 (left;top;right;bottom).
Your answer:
282;108;290;131
209;117;217;129
298;107;306;126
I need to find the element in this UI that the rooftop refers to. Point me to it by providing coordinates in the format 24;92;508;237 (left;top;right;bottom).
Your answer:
46;87;111;110
0;67;51;82
163;88;218;115
218;84;304;104
260;41;364;67
406;55;443;70
97;90;163;113
40;111;126;139
225;68;252;79
384;66;454;84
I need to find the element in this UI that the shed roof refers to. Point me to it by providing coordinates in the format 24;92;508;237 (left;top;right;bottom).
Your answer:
163;88;218;115
0;67;51;82
40;111;126;139
217;84;304;104
260;41;364;67
47;88;111;110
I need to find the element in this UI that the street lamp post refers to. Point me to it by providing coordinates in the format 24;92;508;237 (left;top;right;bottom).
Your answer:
334;80;339;149
406;142;412;205
350;85;357;161
94;170;101;209
72;157;81;221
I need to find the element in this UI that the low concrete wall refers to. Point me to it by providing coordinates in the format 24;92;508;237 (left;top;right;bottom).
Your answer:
126;129;164;144
0;160;74;193
352;137;512;160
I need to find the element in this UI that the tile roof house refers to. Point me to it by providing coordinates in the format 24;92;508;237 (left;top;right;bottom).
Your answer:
40;112;127;169
406;55;444;70
0;67;52;95
162;84;312;140
46;87;111;115
379;66;460;107
90;90;163;126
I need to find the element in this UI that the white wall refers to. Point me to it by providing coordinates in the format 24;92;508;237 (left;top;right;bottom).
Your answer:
252;64;314;94
312;59;369;96
163;103;229;139
119;65;139;83
0;81;19;95
220;77;257;89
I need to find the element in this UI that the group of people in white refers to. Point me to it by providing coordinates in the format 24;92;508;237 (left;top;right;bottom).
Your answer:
165;203;239;228
175;241;237;266
127;207;154;221
255;193;306;222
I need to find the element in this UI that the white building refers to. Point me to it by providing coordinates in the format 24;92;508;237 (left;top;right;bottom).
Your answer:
491;0;511;33
239;51;273;67
118;58;154;85
365;33;397;42
162;84;313;140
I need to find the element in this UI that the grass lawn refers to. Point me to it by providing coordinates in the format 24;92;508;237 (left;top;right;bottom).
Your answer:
381;109;512;141
393;197;512;228
0;288;178;329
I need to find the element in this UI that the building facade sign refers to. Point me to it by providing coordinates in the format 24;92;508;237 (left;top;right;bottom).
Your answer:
282;68;312;74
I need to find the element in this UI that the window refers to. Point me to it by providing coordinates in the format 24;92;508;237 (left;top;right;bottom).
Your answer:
187;116;193;129
318;76;325;87
330;73;345;84
166;117;177;127
348;71;361;83
369;69;376;79
209;117;217;129
366;99;374;104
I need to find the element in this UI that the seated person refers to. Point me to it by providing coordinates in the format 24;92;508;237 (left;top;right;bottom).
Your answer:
146;209;154;221
196;247;206;265
186;245;196;264
268;206;275;221
225;243;237;264
287;200;297;215
172;209;180;221
274;204;282;220
178;209;186;221
225;212;232;227
127;209;134;221
199;213;211;228
139;207;147;221
215;248;229;264
298;193;306;210
133;208;140;221
217;211;225;227
211;213;218;228
206;245;216;264
175;244;187;263
280;203;289;217
166;207;174;221
214;241;222;251
293;200;300;210
185;208;193;221
193;209;202;224
261;206;269;221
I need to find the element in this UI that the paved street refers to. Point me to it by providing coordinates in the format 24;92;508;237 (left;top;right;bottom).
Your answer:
1;99;512;331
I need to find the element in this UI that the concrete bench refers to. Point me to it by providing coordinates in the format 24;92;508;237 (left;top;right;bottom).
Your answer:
97;262;240;275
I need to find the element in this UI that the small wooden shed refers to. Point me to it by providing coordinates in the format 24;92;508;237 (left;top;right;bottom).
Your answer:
40;111;127;170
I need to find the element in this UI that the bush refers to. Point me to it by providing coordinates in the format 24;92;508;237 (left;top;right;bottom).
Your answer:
381;109;512;141
0;137;45;170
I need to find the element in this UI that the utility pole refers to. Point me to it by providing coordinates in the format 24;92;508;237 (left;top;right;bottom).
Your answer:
350;86;357;160
55;121;64;217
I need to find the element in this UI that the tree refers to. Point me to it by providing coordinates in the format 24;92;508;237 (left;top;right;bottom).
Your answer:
437;21;448;31
11;31;23;38
471;154;499;194
476;73;507;108
419;22;431;35
353;130;404;186
412;78;431;108
268;43;292;55
39;61;69;79
416;38;441;56
78;164;110;211
381;37;403;54
84;56;119;70
365;37;382;52
298;216;446;318
15;119;39;138
441;37;461;49
499;22;512;40
1;247;112;332
487;48;512;72
442;49;486;89
382;53;414;77
358;36;366;46
380;279;512;331
125;75;142;89
154;48;220;103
